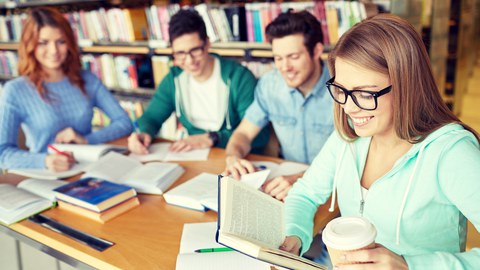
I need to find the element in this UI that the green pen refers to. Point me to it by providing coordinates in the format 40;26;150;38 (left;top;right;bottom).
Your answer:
194;247;233;253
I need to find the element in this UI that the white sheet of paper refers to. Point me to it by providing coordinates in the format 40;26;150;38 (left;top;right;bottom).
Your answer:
129;142;210;162
239;169;271;190
177;222;272;270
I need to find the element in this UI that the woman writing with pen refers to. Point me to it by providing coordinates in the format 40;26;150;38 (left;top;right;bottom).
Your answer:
0;7;132;172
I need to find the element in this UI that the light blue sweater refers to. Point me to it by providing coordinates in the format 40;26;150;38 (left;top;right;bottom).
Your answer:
0;71;133;169
285;123;480;269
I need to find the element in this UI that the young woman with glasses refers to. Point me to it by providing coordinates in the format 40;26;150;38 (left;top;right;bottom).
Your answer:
280;14;480;269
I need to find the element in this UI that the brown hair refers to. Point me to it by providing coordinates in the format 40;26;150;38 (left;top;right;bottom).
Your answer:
327;14;479;143
18;7;84;98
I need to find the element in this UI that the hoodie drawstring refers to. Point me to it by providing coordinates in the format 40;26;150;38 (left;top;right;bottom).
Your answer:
329;143;347;212
395;146;425;245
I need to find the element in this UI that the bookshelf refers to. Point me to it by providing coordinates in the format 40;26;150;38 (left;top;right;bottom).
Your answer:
0;0;388;137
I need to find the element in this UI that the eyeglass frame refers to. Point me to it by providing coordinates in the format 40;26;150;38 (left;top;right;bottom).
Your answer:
325;77;392;111
172;43;206;61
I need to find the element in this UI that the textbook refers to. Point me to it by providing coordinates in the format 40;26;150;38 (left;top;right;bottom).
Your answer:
176;222;275;270
53;177;137;212
163;173;218;212
0;179;67;225
82;152;185;195
47;143;128;163
57;196;140;223
163;170;271;212
129;142;210;162
216;176;327;270
8;143;127;180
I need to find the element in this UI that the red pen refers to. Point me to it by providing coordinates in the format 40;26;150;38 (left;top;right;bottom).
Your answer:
48;144;78;163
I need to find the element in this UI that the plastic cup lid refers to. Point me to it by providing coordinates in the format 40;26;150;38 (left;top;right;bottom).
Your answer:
322;216;377;250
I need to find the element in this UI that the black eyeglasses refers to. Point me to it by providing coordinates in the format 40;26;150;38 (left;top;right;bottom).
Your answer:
172;43;206;61
326;77;392;111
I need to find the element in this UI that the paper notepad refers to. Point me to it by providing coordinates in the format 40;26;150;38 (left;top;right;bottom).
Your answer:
176;222;273;270
129;142;210;162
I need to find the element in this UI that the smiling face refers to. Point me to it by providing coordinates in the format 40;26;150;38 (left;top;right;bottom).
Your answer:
334;57;394;138
34;26;68;76
171;32;213;81
271;34;321;92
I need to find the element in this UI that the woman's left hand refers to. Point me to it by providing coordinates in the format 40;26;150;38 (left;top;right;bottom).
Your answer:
55;127;87;144
335;243;408;270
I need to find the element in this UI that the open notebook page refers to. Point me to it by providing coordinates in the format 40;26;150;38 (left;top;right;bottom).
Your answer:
177;222;273;270
129;142;210;162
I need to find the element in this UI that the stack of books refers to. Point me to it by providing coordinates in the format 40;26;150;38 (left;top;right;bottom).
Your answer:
53;177;140;224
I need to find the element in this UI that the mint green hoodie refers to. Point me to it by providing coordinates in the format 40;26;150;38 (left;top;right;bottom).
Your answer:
139;54;268;149
285;123;480;269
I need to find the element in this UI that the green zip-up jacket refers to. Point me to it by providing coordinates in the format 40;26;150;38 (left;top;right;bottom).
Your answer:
139;54;268;149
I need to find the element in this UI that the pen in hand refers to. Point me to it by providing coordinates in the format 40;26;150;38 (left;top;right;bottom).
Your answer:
47;144;78;164
194;247;233;253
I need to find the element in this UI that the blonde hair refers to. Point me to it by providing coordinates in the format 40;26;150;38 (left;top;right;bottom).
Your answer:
327;14;479;142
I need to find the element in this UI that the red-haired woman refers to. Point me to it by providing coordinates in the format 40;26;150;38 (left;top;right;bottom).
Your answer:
0;7;132;171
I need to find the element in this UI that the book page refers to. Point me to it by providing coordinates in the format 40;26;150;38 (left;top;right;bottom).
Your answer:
18;179;68;201
8;162;90;180
252;161;308;180
268;162;308;180
82;152;141;182
166;173;218;210
0;184;45;211
239;169;271;190
120;162;180;189
49;144;127;163
221;177;284;249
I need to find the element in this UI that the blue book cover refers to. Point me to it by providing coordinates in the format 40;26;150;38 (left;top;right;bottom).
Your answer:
53;178;134;207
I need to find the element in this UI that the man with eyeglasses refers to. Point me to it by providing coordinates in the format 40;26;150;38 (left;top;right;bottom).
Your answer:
223;11;335;201
128;9;268;154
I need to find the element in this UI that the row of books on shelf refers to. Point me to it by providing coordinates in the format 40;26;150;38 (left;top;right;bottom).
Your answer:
81;54;156;90
0;1;374;47
0;50;18;77
0;50;274;90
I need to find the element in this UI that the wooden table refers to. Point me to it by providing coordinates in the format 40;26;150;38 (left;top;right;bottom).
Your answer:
0;139;337;270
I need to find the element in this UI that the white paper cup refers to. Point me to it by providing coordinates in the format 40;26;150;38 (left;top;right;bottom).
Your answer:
322;217;377;266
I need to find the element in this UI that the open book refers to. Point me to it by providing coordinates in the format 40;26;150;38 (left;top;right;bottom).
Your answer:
216;176;327;270
82;152;185;194
8;163;89;180
47;143;128;163
129;142;210;162
0;179;67;225
8;144;128;180
177;222;276;270
163;170;271;212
